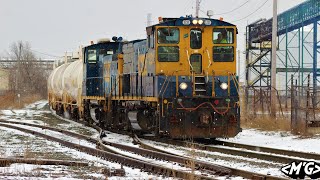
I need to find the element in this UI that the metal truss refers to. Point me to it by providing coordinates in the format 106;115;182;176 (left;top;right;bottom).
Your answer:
246;0;320;107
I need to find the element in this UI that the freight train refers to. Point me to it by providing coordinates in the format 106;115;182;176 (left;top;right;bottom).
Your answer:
48;16;241;139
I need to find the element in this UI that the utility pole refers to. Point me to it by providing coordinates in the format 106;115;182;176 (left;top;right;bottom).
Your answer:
238;50;241;81
271;0;278;117
17;43;22;107
147;13;152;27
195;0;200;17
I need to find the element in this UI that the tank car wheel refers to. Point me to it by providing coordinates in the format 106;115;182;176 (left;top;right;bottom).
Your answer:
56;104;64;116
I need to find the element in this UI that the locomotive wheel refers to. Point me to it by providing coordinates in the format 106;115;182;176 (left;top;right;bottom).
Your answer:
83;102;93;124
123;112;132;132
71;107;79;121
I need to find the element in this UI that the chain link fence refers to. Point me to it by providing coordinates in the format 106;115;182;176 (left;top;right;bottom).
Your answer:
291;75;320;134
243;87;287;118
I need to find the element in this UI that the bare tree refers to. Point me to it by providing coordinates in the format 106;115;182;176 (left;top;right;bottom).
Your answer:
8;41;49;98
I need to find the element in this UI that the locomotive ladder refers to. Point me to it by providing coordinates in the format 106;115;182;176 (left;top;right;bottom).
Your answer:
194;76;207;96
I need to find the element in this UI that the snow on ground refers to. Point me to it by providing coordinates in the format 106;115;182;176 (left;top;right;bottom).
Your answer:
0;125;160;179
2;100;320;179
223;129;320;154
0;101;163;179
141;138;285;178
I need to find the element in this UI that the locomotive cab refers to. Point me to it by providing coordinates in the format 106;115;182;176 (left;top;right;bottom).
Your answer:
82;39;122;123
84;40;122;97
145;17;241;138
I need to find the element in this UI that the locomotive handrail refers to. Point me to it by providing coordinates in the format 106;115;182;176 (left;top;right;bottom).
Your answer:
192;71;195;96
212;70;215;97
110;75;120;98
206;48;212;83
228;72;231;96
230;73;240;96
161;76;173;117
158;74;169;97
206;48;212;73
185;49;193;71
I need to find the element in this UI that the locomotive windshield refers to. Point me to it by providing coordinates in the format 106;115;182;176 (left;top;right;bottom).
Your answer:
190;29;202;49
157;28;180;44
213;28;234;44
213;46;234;62
213;28;235;62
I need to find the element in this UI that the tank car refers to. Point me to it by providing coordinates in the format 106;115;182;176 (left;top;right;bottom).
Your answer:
48;16;241;139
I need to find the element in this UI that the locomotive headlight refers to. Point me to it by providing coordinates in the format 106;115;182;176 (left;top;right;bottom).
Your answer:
220;82;228;90
182;20;191;25
198;19;204;25
192;19;198;25
204;20;212;25
179;82;188;90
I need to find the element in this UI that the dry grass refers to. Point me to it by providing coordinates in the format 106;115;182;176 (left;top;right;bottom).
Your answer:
184;140;199;180
241;114;291;132
0;91;42;109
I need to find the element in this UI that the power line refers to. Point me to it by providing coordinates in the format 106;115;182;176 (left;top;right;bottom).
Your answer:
183;0;195;15
232;0;270;23
214;0;250;15
29;49;62;58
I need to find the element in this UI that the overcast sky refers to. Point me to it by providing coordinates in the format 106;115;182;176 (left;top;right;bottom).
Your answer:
0;0;306;59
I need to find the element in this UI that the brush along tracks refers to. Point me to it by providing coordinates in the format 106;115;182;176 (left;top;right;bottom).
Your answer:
0;120;227;180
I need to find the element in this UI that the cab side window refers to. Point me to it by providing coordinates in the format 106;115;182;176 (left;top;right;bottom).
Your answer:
157;27;180;62
87;49;97;63
158;46;179;62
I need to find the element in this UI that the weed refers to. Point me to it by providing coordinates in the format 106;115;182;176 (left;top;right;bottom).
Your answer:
241;114;291;132
0;91;42;109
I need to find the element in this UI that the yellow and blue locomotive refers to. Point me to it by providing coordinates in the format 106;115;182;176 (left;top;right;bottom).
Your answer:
48;16;241;139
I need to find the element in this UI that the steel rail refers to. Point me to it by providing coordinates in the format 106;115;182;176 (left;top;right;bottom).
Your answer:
0;158;89;167
0;120;229;177
142;137;318;165
135;135;286;180
47;112;289;179
102;136;230;176
0;122;217;180
215;140;320;161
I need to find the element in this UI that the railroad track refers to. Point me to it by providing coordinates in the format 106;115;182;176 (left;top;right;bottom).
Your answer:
215;140;320;161
0;120;287;180
142;136;320;165
47;113;290;179
0;158;88;167
134;135;287;180
0;121;224;180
